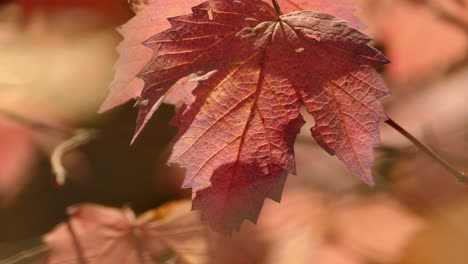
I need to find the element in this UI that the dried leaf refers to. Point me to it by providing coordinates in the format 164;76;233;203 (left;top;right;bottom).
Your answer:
42;201;209;264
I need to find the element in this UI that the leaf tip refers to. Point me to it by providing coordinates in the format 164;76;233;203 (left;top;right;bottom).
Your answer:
361;174;376;186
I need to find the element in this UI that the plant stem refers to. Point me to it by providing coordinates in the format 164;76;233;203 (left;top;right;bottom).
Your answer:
272;0;283;15
51;129;98;186
0;245;48;264
0;109;98;185
0;108;72;135
66;219;87;264
385;117;468;183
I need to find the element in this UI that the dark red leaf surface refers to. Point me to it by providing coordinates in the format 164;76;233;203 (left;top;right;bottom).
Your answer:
131;0;390;233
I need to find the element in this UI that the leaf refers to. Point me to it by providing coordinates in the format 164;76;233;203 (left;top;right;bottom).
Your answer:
163;75;199;109
99;0;203;112
0;118;37;206
100;0;361;111
274;0;364;29
132;0;390;233
41;201;210;264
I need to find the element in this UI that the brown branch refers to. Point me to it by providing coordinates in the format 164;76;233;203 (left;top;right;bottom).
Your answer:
425;0;468;35
385;117;468;183
272;0;283;15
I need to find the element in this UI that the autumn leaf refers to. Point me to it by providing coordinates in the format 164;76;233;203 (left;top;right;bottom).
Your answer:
126;0;389;233
274;0;364;29
41;201;209;264
99;0;202;112
100;0;361;111
0;118;37;206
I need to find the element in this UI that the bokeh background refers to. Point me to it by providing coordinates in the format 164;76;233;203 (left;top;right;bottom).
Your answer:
0;0;467;263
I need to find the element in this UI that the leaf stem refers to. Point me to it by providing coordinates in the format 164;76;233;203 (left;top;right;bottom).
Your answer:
66;219;87;264
271;0;283;15
385;117;468;183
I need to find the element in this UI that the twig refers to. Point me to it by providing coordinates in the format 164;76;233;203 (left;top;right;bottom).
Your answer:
425;0;468;35
51;129;98;185
0;109;99;185
0;109;71;135
271;0;283;15
0;245;48;264
385;117;468;183
65;219;87;264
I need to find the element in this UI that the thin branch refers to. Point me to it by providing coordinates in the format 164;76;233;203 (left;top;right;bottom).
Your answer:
0;245;48;264
385;117;468;183
51;129;98;185
66;219;87;264
425;0;468;35
0;109;72;135
272;0;283;15
0;109;98;185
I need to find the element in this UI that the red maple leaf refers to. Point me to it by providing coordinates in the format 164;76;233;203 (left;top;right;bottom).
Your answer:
125;0;390;233
100;0;361;111
276;0;364;29
99;0;202;112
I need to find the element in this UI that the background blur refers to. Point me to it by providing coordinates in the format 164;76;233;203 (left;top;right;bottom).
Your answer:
0;0;467;263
